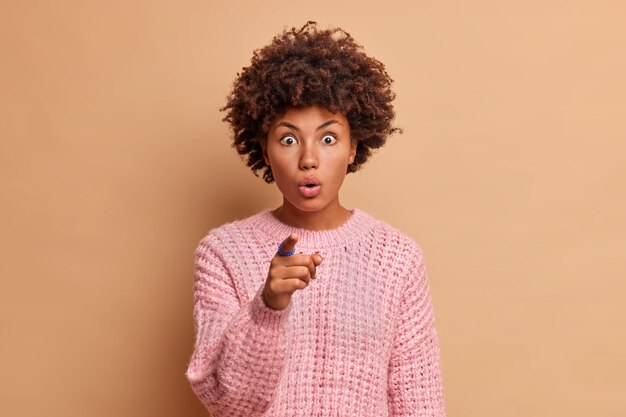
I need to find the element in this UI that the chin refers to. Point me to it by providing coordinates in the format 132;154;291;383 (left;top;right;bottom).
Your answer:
286;196;327;212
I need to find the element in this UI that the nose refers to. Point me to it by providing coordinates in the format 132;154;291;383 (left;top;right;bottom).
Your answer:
299;141;318;170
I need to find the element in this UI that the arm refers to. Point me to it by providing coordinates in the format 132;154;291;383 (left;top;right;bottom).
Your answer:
388;245;447;417
185;235;292;417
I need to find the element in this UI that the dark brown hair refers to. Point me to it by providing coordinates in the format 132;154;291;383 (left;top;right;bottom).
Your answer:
220;21;403;183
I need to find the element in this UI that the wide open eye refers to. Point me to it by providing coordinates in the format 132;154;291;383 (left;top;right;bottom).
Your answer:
280;135;297;145
322;134;337;145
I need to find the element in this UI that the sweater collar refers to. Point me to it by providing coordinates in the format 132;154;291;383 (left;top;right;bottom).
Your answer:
251;207;377;251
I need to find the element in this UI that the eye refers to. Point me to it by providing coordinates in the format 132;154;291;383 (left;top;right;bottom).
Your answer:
322;134;337;145
280;135;297;145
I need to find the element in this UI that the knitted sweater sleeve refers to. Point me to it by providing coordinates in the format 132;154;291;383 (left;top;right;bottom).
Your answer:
185;235;292;417
388;244;447;417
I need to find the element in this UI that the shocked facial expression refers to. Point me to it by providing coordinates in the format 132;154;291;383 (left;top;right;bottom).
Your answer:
261;105;357;212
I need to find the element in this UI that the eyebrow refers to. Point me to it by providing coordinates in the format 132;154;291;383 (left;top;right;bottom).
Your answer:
275;119;342;132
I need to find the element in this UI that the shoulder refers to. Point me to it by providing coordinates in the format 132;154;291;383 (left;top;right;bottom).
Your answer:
359;209;426;273
369;212;424;256
194;210;264;259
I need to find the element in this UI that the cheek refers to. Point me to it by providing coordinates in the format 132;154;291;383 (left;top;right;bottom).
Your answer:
324;153;351;181
269;153;294;173
268;156;295;189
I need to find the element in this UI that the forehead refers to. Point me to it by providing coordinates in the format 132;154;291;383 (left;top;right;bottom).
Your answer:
270;105;348;127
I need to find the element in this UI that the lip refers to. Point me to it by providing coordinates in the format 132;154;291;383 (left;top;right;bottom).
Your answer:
298;184;321;198
298;176;321;186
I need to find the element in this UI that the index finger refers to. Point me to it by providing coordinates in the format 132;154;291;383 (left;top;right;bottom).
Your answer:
277;233;299;256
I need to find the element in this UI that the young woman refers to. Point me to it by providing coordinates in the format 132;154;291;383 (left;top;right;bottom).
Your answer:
185;21;447;416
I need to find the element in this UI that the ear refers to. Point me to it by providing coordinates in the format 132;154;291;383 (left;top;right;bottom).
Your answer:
348;139;357;164
260;138;271;166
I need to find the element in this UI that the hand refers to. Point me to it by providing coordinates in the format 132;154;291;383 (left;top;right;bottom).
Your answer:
262;233;323;310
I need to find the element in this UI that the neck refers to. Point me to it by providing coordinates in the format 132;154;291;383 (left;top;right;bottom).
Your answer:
271;198;352;231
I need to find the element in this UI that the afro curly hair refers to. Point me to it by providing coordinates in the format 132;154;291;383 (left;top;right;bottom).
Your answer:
220;21;403;183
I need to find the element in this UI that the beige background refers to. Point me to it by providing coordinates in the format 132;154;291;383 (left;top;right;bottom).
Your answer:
1;1;625;416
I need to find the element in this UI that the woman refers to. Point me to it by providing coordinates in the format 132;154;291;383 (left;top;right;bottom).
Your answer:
185;21;447;416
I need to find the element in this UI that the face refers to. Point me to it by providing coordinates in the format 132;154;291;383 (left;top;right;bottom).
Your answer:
261;105;357;213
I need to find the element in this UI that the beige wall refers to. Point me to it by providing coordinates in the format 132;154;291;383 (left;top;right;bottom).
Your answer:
1;1;625;416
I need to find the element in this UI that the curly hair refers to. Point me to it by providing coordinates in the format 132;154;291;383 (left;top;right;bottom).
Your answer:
220;21;403;183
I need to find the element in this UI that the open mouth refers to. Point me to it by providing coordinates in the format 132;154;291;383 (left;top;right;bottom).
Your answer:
298;182;321;197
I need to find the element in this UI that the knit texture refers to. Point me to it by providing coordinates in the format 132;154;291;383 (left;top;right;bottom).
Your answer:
185;207;446;417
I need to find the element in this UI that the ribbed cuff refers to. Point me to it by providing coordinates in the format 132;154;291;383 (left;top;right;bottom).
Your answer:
249;285;292;327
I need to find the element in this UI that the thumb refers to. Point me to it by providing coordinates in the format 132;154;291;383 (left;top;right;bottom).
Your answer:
312;251;323;265
277;233;299;255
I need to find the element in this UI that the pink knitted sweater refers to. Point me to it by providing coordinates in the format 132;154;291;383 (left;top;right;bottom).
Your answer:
185;207;446;416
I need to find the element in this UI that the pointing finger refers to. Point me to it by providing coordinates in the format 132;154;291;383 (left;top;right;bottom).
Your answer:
277;233;298;256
